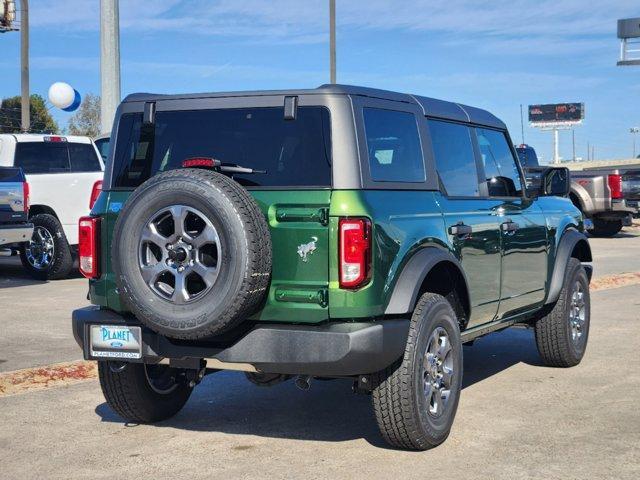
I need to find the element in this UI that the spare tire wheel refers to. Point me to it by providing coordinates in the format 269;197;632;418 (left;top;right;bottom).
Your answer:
112;168;272;339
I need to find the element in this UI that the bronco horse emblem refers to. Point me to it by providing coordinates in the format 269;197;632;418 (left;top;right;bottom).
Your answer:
297;236;318;262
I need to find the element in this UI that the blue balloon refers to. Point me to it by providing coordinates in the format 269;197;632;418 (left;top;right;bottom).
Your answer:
62;89;81;112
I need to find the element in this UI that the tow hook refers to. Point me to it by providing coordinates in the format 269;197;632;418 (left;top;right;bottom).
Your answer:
294;375;312;391
171;358;206;387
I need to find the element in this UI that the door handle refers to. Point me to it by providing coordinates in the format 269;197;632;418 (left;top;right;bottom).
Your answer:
449;222;472;236
501;220;519;233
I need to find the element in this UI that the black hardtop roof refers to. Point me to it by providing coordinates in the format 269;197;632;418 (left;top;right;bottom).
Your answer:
123;84;505;129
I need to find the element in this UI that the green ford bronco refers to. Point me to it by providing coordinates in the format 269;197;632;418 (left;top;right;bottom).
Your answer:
73;84;592;450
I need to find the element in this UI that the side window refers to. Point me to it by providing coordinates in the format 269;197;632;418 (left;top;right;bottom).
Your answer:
69;143;102;172
476;128;523;197
94;137;111;163
14;143;70;174
427;119;479;197
363;108;425;183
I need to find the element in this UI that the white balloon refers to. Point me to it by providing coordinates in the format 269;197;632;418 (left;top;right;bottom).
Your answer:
48;82;75;109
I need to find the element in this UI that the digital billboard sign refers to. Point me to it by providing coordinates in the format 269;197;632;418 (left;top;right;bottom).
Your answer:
528;103;584;124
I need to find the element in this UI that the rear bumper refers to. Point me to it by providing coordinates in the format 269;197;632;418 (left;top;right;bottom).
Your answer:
0;223;33;247
72;306;409;377
590;201;635;223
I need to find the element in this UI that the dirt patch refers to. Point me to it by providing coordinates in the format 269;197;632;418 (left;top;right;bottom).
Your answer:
0;360;97;398
591;272;640;291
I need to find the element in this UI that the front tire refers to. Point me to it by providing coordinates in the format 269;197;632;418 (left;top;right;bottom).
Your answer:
371;293;463;450
20;213;73;280
535;258;590;367
98;362;193;423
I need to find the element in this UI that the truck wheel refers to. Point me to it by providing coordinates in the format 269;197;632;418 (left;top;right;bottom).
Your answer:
112;168;271;340
535;258;590;367
98;361;193;423
20;213;73;280
589;219;622;237
371;293;463;450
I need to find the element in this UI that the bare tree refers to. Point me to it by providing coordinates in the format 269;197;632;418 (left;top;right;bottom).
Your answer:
67;93;101;137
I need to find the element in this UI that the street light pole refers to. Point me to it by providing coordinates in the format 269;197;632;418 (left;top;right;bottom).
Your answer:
329;0;336;84
100;0;121;134
631;127;639;158
20;0;29;132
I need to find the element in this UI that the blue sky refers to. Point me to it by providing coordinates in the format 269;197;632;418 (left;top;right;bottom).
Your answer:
1;0;639;162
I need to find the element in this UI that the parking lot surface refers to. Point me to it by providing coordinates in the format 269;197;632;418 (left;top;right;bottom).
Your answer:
1;228;639;480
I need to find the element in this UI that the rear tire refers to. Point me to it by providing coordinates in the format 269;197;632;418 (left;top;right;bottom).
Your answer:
371;293;463;450
535;258;590;367
589;218;622;237
20;213;73;280
98;362;193;423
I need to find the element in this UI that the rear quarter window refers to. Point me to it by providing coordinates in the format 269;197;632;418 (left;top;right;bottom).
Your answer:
112;107;332;189
363;108;425;183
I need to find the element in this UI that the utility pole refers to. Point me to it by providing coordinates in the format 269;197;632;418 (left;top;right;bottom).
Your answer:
329;0;336;84
553;128;560;164
100;0;121;134
20;0;29;132
572;129;576;161
587;141;590;161
519;104;525;144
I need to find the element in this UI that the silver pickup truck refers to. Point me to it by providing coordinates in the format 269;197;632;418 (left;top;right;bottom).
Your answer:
517;145;637;237
0;166;33;249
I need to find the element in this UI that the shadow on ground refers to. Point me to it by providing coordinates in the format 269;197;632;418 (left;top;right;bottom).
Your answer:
95;327;542;448
0;257;81;288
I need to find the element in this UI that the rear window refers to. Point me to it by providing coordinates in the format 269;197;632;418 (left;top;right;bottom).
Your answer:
14;142;101;174
111;107;332;188
15;142;70;174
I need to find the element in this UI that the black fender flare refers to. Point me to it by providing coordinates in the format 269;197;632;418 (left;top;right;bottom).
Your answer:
545;228;593;305
385;247;470;316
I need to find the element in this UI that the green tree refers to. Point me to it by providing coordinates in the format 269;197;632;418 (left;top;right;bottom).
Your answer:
0;94;59;133
67;93;101;137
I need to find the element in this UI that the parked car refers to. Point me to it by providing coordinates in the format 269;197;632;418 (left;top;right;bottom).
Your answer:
0;134;104;279
0;166;32;249
73;85;592;451
516;144;636;237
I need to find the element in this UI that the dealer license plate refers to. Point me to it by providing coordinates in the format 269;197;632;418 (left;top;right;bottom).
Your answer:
89;325;142;359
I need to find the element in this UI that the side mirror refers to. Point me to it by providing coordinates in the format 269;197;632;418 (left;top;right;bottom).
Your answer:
541;167;570;197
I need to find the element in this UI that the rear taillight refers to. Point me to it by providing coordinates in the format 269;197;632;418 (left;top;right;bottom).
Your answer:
339;218;371;289
608;174;623;199
78;216;100;279
22;182;29;213
89;180;103;210
182;157;221;168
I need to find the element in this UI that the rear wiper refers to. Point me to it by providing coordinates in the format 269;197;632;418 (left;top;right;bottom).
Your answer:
219;163;266;175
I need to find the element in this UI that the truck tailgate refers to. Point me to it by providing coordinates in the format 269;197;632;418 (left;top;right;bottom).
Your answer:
622;170;640;201
0;167;28;224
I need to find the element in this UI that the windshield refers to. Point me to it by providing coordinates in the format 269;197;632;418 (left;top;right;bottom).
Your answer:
111;106;332;188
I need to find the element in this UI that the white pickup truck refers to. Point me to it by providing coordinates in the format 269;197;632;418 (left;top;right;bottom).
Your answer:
0;134;104;279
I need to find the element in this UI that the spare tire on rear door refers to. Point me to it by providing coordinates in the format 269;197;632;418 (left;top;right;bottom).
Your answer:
112;168;271;340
